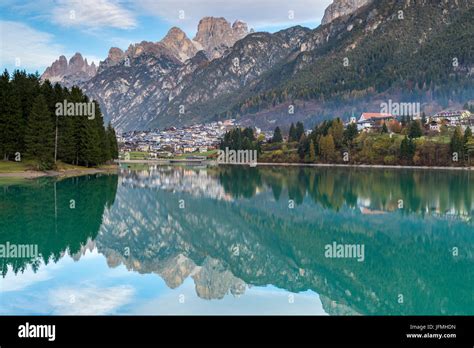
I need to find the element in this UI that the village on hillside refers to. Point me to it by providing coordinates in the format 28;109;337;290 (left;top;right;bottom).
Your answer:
119;107;474;159
119;119;272;159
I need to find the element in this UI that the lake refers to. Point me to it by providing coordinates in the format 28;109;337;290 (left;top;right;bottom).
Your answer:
0;165;473;315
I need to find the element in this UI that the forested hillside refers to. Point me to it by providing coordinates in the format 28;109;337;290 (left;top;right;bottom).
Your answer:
181;0;474;128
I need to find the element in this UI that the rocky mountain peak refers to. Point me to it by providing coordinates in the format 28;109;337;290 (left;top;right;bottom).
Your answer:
97;47;125;74
194;17;249;59
321;0;373;25
125;41;178;63
107;47;125;63
161;27;199;62
42;55;68;82
41;52;97;86
163;27;187;41
232;20;249;37
68;52;85;73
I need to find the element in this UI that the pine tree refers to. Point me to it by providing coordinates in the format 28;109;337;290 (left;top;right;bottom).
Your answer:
400;135;415;162
343;122;358;146
408;120;422;138
25;95;54;170
2;71;114;168
464;127;472;144
289;123;297;142
272;126;283;143
243;127;255;141
450;126;464;161
296;122;305;142
381;122;388;134
297;133;308;160
76;96;101;167
1;70;26;160
2;90;23;160
107;123;119;160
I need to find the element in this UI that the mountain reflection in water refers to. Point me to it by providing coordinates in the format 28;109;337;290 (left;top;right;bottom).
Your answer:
0;165;473;315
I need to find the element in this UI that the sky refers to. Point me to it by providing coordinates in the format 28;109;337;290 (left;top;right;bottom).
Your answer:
0;248;328;315
0;0;332;74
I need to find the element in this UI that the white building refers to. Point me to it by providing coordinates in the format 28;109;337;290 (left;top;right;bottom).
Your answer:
357;113;394;131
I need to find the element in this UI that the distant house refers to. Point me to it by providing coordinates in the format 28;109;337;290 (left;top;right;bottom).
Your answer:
183;146;197;153
432;110;471;125
429;121;440;132
138;144;151;151
357;113;394;131
343;117;358;128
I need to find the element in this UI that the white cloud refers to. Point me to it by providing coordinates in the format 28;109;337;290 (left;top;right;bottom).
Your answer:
0;264;52;292
51;0;136;29
0;21;65;71
134;0;333;33
48;285;134;314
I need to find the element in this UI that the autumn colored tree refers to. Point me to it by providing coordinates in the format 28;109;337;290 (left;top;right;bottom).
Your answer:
319;134;336;162
309;140;316;162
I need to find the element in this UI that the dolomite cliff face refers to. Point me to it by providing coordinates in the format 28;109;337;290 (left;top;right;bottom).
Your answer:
321;0;373;25
193;17;249;59
41;53;97;87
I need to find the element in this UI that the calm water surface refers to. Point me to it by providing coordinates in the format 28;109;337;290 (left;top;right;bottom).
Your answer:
0;165;473;315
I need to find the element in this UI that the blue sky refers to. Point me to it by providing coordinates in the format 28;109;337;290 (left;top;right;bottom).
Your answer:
0;248;328;315
0;0;332;74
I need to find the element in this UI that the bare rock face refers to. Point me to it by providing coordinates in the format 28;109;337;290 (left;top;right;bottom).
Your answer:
41;52;97;87
108;47;125;62
97;47;125;73
192;257;246;300
41;16;249;94
321;0;373;25
161;27;199;62
68;52;85;74
193;17;249;59
232;20;249;38
41;55;68;83
124;40;178;62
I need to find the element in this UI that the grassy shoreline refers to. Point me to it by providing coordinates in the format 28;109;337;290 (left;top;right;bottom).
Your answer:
0;161;118;179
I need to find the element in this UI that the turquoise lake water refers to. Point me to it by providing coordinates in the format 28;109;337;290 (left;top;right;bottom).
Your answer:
0;165;472;315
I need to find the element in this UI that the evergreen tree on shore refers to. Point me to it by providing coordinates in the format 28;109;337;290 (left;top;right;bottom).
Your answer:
25;95;54;169
295;122;305;142
400;136;415;162
0;69;119;168
272;127;283;143
450;126;464;160
288;123;297;142
0;71;24;160
106;122;119;160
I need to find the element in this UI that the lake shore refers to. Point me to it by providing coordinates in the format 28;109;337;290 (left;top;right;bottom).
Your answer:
0;166;118;179
117;159;473;171
251;163;474;171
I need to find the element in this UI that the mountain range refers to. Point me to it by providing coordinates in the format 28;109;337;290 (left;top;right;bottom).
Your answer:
41;0;474;132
